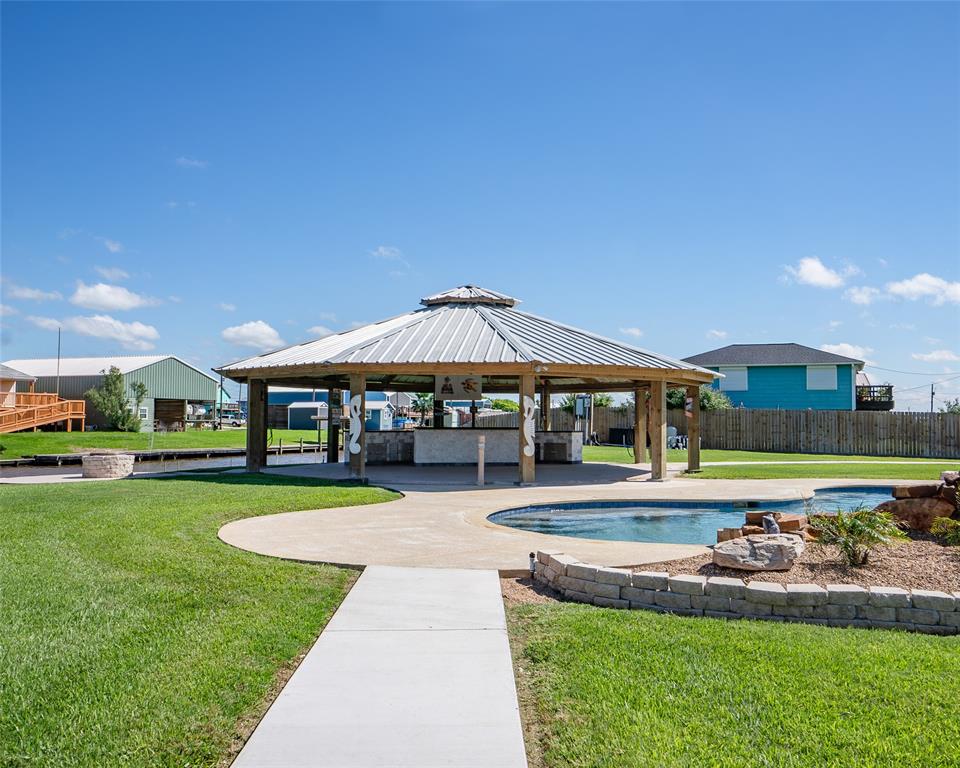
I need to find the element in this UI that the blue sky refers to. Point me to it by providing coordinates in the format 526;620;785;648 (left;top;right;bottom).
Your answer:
2;2;958;409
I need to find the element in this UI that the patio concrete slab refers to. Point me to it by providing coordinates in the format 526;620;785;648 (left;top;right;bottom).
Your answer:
231;566;527;768
218;462;905;571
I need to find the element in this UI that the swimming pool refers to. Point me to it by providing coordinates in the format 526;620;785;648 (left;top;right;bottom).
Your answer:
488;486;893;546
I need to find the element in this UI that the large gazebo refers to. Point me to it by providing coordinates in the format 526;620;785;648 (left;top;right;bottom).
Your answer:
214;286;716;482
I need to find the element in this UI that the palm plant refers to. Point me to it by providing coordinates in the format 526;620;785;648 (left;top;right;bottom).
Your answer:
412;393;433;426
810;505;907;566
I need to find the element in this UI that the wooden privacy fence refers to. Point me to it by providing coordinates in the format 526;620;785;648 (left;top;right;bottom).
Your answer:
475;407;960;459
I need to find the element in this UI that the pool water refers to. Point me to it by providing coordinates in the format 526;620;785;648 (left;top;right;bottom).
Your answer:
488;486;893;546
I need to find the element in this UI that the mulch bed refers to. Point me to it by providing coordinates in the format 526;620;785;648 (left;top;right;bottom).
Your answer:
501;576;562;606
643;532;960;593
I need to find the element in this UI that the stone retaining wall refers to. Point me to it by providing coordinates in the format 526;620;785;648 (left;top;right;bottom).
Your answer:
534;550;959;635
81;453;135;479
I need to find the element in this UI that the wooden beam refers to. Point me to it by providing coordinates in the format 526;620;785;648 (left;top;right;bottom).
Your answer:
687;385;701;472
246;379;268;472
518;374;536;484
348;373;366;480
633;387;646;464
649;380;667;480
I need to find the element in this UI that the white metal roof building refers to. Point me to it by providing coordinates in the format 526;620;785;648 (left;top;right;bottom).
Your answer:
215;285;716;481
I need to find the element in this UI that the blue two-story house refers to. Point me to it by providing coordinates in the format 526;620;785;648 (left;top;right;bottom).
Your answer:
683;343;890;411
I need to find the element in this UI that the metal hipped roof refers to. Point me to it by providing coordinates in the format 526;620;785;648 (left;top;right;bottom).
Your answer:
215;285;716;379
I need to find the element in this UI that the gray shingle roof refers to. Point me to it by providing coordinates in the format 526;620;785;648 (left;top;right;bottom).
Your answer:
0;363;36;381
216;285;715;378
683;343;863;367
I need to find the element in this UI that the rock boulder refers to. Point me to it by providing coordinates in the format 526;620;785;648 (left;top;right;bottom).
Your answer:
875;498;955;532
712;534;805;572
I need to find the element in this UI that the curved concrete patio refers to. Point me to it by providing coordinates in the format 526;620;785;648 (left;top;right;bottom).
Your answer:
217;462;901;572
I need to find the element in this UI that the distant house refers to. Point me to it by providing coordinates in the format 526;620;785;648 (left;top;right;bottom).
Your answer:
3;355;219;430
683;343;893;411
364;400;395;431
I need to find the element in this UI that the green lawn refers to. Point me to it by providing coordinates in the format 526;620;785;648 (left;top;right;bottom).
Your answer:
583;444;947;465
687;462;956;481
0;474;397;767
510;603;960;768
0;428;325;459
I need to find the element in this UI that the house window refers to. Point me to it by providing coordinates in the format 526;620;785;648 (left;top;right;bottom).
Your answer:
138;406;148;419
806;365;838;390
718;366;748;391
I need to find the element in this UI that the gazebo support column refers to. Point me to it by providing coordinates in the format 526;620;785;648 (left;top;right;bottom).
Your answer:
518;374;536;484
348;373;366;480
633;386;646;464
687;384;701;472
541;381;551;431
649;380;667;480
328;388;342;463
246;379;268;473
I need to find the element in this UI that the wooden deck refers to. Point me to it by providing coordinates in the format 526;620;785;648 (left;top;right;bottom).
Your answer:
0;393;86;433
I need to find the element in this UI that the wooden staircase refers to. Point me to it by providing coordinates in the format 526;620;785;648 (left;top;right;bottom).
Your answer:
0;393;86;433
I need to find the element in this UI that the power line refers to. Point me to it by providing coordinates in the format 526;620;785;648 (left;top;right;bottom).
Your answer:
896;373;960;393
865;364;959;376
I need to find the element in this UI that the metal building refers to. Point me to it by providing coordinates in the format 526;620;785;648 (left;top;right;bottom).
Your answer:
3;355;218;431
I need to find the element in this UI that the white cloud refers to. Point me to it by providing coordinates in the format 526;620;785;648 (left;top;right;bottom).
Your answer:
167;295;182;304
885;273;960;305
844;286;880;305
97;237;123;253
176;156;209;169
95;266;129;282
911;350;960;363
783;257;852;289
706;329;728;340
222;320;284;351
619;327;643;338
316;311;337;322
889;322;916;331
70;282;160;311
307;325;335;337
6;283;62;301
820;343;873;363
827;320;842;330
0;303;18;317
218;302;237;312
28;313;159;350
370;245;410;271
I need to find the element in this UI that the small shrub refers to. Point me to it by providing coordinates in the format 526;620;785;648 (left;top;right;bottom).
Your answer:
931;516;960;546
810;504;907;566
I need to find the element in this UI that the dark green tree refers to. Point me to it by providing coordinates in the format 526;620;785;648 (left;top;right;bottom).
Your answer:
489;398;519;412
412;393;434;425
86;367;148;432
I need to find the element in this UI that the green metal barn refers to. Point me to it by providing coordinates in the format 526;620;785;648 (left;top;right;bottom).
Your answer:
3;355;218;431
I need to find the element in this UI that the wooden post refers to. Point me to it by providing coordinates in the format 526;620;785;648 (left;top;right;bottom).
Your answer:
348;374;366;480
633;386;646;464
518;374;536;484
328;388;342;463
433;397;444;428
541;381;552;431
649;380;667;480
687;384;701;472
246;379;268;472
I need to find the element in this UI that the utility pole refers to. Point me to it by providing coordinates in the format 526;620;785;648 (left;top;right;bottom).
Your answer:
55;327;62;396
931;382;935;413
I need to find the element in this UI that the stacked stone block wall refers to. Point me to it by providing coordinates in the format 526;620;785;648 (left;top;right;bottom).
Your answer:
534;550;958;635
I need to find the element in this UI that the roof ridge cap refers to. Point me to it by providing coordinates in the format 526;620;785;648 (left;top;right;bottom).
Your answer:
474;305;535;363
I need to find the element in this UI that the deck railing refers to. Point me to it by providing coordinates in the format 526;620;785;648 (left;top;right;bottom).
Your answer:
856;385;895;411
0;394;86;433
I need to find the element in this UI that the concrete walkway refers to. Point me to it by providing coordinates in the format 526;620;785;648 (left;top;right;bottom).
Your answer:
232;566;528;768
